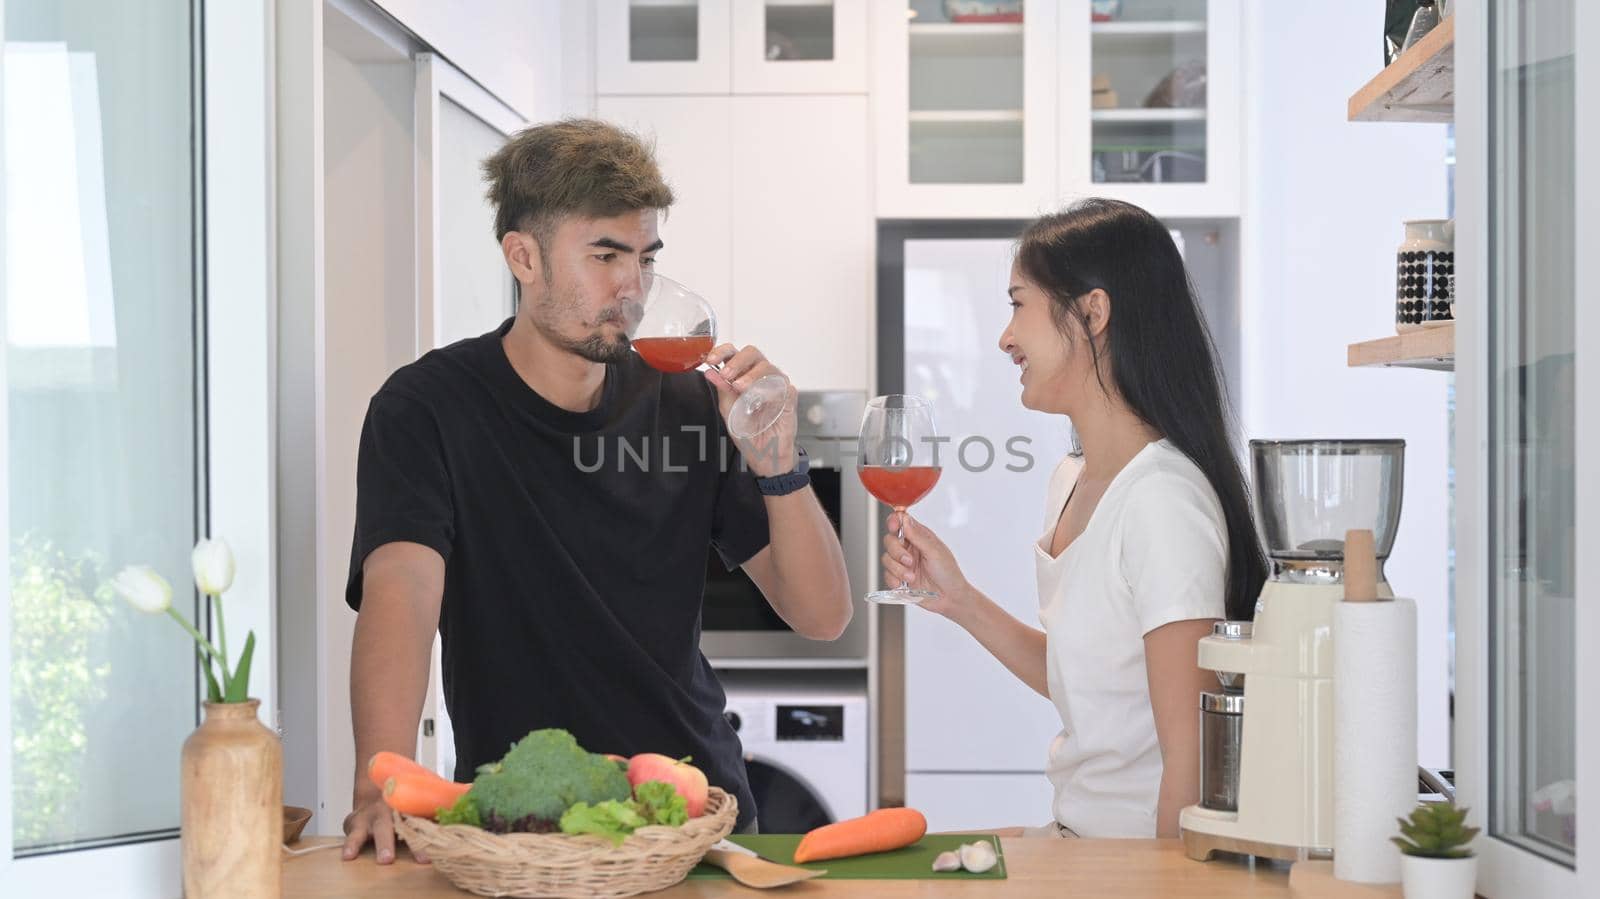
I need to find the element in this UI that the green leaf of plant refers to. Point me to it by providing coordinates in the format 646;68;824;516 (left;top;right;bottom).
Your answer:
224;632;255;703
1391;836;1421;856
1397;803;1477;855
199;649;223;704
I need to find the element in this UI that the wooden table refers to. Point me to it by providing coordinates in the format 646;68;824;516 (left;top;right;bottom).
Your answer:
283;837;1295;897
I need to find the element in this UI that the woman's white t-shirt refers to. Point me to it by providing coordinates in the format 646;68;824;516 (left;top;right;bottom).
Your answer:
1036;439;1228;838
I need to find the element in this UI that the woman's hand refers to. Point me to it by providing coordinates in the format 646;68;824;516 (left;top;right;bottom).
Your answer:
881;512;974;620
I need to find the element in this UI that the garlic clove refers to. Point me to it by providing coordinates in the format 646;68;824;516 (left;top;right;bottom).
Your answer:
958;840;998;874
931;850;963;873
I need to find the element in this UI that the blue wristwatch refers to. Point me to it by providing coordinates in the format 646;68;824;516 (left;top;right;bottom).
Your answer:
755;446;810;496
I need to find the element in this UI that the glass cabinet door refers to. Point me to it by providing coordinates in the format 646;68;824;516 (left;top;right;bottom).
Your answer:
1057;0;1240;218
907;0;1027;184
876;0;1057;217
760;0;835;62
597;0;731;95
731;0;868;93
629;0;701;62
1085;0;1209;185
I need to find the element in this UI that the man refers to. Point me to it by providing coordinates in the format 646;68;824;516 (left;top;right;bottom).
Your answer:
341;119;851;863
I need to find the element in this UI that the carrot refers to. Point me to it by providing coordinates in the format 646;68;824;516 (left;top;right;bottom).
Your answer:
792;807;927;864
382;774;471;819
367;751;436;791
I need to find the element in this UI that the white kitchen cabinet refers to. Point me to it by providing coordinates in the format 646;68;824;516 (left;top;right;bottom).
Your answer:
906;773;1055;832
597;0;733;95
871;0;1243;220
598;95;873;393
595;96;736;333
731;0;869;94
599;0;867;96
873;0;1060;218
1058;0;1243;217
730;95;872;392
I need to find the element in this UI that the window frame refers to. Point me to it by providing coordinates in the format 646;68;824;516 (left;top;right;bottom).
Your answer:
1453;0;1594;893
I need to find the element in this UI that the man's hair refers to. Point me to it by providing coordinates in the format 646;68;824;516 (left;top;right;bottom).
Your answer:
482;118;674;250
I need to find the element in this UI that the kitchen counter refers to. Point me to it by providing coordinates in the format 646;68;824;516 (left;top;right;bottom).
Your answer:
283;837;1294;897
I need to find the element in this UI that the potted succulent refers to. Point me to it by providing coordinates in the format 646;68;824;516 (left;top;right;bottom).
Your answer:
1392;801;1479;899
111;538;280;899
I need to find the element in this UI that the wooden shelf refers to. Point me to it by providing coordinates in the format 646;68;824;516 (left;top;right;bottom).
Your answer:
1348;15;1454;122
1348;322;1455;371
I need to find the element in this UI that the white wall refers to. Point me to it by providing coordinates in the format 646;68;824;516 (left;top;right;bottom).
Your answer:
1242;4;1452;768
309;44;421;834
373;0;566;121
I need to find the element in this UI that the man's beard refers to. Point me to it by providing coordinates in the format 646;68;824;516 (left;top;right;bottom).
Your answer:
530;284;641;365
562;330;632;365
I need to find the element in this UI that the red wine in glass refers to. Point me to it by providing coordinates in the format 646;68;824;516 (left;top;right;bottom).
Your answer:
632;335;715;373
858;465;941;509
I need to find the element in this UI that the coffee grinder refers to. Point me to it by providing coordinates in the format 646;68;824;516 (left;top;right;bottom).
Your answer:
1181;439;1406;861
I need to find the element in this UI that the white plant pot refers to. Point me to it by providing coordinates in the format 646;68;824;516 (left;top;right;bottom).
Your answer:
1401;854;1477;899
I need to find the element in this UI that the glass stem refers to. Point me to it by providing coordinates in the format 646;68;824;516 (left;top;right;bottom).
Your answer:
895;507;909;591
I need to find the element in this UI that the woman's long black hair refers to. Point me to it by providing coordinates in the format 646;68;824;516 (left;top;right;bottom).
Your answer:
1017;198;1266;621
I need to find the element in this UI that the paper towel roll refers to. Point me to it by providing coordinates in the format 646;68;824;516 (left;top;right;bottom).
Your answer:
1333;597;1417;884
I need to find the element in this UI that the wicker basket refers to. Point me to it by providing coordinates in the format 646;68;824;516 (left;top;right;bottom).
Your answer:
393;787;738;899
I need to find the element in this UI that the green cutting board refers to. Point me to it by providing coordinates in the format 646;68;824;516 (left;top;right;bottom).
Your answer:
686;834;1006;881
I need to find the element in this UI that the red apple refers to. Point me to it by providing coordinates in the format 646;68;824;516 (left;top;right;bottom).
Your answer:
627;753;709;818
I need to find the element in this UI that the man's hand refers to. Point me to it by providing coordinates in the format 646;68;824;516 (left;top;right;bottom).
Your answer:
342;786;429;865
704;343;799;478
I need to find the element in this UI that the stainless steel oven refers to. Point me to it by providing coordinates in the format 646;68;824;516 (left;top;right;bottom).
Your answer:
700;390;869;663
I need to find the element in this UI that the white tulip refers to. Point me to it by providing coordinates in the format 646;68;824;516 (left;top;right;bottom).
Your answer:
191;537;236;596
111;565;174;614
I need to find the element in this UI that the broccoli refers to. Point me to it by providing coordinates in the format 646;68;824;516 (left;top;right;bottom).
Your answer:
467;729;633;833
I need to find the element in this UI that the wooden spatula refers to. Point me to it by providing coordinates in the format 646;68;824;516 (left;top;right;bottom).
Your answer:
703;840;826;889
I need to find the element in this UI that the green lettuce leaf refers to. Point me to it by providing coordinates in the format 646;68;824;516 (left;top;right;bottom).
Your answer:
632;781;688;827
435;790;481;828
560;800;647;845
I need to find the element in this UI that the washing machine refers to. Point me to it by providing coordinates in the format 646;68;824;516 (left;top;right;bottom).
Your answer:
720;672;869;834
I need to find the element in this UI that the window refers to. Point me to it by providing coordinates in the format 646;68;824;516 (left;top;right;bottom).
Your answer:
6;0;204;857
1486;0;1576;866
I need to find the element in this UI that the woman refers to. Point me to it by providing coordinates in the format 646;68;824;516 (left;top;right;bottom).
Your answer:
883;198;1265;839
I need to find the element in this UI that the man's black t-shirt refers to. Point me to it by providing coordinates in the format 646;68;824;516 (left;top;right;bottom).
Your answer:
345;318;769;830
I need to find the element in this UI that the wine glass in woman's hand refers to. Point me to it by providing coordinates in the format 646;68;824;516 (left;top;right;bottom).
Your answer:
880;511;973;620
859;395;942;604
